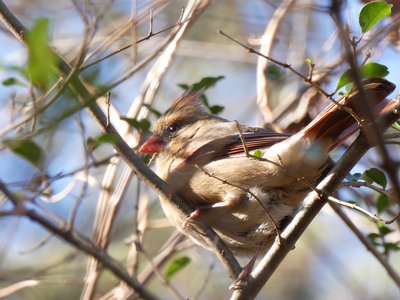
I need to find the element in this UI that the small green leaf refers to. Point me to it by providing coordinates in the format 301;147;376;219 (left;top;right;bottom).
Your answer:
336;62;389;91
346;172;362;182
177;83;190;90
253;149;263;158
367;233;381;245
4;138;44;167
87;133;118;151
209;105;224;114
361;168;387;188
141;154;152;164
367;232;381;241
97;133;118;145
26;18;59;88
142;104;162;118
265;65;284;80
178;76;225;115
378;222;393;236
192;76;225;91
383;242;400;252
376;194;390;214
305;58;312;65
178;76;225;92
392;120;400;131
2;77;27;87
120;117;151;133
165;256;191;280
359;1;392;33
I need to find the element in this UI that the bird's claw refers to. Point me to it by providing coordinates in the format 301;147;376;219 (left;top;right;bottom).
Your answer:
182;209;202;228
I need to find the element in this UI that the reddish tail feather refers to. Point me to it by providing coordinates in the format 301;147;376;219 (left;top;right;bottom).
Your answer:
303;78;396;150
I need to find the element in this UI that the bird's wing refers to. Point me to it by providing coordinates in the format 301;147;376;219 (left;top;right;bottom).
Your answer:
185;130;291;165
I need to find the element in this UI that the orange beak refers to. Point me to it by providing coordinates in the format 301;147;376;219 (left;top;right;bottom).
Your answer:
139;135;165;154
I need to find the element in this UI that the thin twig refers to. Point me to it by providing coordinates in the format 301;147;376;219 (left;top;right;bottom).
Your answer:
233;121;249;156
195;165;282;245
327;195;387;223
105;92;111;128
329;202;400;287
0;179;160;300
340;181;393;199
219;30;363;125
80;13;193;71
18;233;54;254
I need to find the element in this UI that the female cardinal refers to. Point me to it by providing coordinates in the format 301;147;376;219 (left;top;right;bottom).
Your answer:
140;78;395;255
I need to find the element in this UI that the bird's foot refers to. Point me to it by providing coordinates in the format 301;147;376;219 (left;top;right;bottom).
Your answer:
182;208;202;228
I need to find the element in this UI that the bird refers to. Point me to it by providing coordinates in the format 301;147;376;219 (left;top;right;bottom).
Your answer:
139;78;396;256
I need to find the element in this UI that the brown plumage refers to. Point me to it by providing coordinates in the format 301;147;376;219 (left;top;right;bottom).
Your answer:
140;78;395;255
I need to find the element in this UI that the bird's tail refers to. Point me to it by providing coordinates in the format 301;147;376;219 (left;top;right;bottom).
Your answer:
302;78;396;150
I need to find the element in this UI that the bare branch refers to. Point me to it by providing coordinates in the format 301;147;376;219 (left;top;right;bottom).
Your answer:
0;179;159;300
330;202;400;287
219;30;363;126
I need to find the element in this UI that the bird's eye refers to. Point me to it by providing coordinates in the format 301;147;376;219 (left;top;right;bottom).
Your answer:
167;123;180;133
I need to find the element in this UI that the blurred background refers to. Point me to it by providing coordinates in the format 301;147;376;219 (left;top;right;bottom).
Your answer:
0;0;399;299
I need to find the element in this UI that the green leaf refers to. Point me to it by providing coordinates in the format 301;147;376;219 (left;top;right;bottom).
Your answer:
367;232;381;241
336;62;389;91
346;172;362;182
4;138;44;167
97;133;118;145
165;256;191;280
392;120;400;131
378;222;393;236
26;18;59;88
87;133;118;151
141;154;152;164
265;65;284;80
367;233;381;245
383;242;400;252
305;58;312;65
177;83;190;90
209;105;224;114
253;149;263;158
178;76;225;92
376;194;390;214
120;117;151;133
2;77;27;87
361;168;387;188
359;1;392;33
177;76;225;115
142;104;162;118
192;76;225;91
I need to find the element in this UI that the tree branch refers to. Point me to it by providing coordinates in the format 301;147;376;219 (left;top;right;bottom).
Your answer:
0;180;160;300
329;202;400;287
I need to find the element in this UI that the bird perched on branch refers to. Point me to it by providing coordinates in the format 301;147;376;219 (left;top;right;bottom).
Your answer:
140;78;395;255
